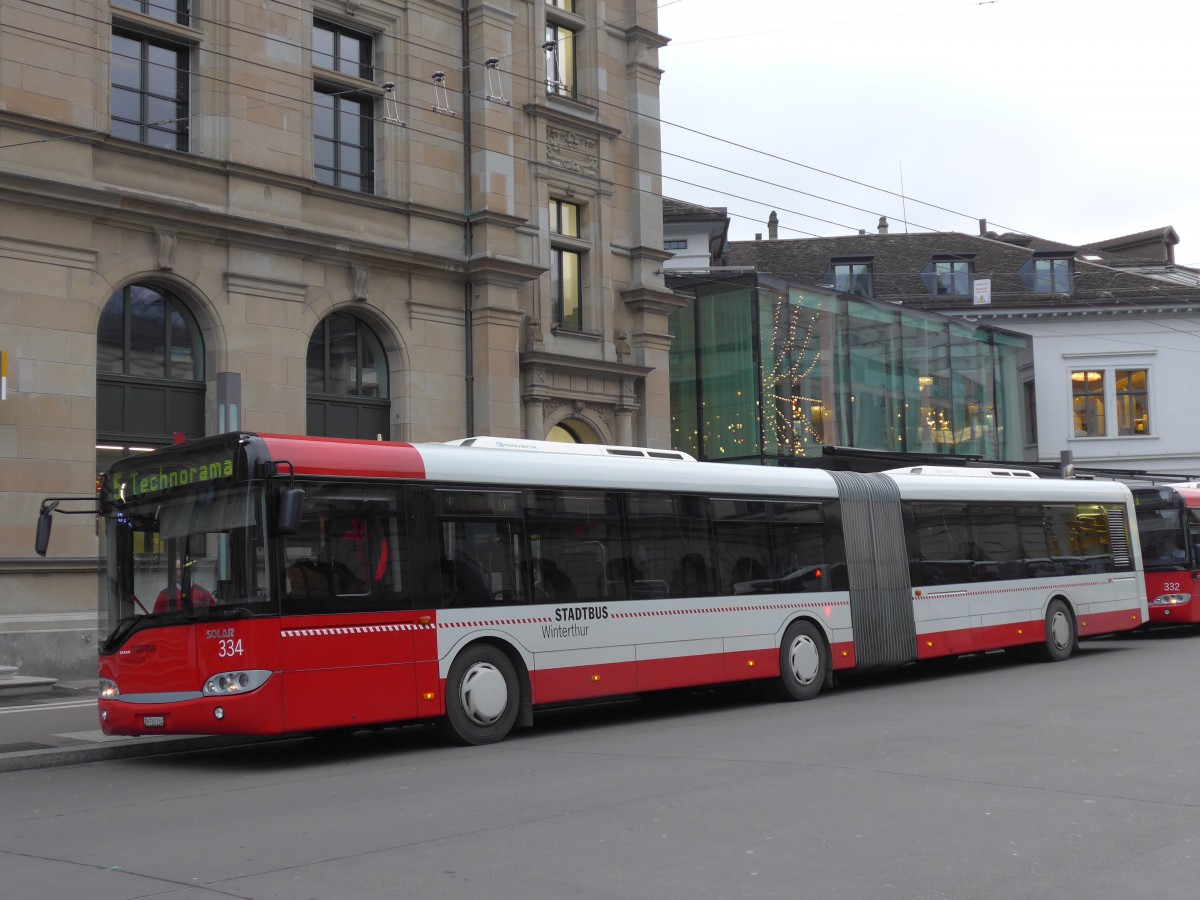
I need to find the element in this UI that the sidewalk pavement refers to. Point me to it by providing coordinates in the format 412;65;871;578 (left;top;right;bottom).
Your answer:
0;679;261;772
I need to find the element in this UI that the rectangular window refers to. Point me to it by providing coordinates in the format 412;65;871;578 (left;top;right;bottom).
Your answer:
1023;379;1038;446
1115;368;1150;435
624;494;714;599
1034;257;1071;292
525;489;621;602
550;199;584;331
550;198;579;237
545;22;577;95
112;0;189;26
1071;370;1105;437
664;239;688;251
313;20;373;80
282;483;409;613
832;261;873;297
111;31;189;151
547;0;576;10
313;88;374;192
934;260;970;295
551;249;582;331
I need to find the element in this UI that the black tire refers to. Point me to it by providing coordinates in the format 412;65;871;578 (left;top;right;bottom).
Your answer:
1040;598;1076;662
768;619;828;701
440;643;521;745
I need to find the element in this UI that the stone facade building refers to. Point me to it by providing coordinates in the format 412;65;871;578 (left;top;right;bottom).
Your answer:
0;0;679;677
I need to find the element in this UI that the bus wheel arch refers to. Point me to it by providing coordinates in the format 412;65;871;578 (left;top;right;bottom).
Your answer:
1040;595;1077;662
440;639;529;745
768;616;830;701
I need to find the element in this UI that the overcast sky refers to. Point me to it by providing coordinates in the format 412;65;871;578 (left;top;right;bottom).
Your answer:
656;0;1200;265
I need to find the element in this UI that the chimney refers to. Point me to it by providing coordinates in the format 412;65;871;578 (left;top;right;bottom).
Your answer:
768;211;778;240
755;233;762;241
979;218;987;236
878;216;889;234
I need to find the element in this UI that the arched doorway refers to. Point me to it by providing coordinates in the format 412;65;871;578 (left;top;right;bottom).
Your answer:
95;283;206;473
306;311;390;439
547;417;601;444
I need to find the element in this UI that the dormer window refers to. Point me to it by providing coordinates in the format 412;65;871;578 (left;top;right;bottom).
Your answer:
921;257;972;296
828;258;873;297
1020;255;1073;293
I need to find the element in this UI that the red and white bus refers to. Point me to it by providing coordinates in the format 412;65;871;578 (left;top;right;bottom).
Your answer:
37;434;1147;745
1132;483;1200;624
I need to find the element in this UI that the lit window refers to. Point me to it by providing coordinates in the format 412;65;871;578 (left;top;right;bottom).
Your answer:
1115;369;1150;436
547;0;576;10
545;22;577;96
550;199;584;331
1071;370;1105;437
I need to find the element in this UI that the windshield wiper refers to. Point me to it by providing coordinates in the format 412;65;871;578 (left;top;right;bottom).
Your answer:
103;614;143;651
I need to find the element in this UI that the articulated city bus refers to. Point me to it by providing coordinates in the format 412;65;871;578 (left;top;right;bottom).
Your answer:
37;434;1147;745
1132;483;1200;624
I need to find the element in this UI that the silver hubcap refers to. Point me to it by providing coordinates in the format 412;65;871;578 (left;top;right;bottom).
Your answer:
1049;610;1070;650
789;635;820;686
459;662;509;726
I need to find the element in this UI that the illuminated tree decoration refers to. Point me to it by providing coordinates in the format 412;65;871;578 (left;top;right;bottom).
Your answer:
762;291;825;457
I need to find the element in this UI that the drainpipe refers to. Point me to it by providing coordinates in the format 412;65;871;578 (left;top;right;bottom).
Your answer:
461;5;475;436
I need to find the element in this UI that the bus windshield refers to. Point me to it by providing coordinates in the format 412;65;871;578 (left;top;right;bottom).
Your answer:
1136;505;1191;570
101;481;273;645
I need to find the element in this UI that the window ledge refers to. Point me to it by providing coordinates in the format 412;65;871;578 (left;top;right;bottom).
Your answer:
111;8;203;44
313;66;384;97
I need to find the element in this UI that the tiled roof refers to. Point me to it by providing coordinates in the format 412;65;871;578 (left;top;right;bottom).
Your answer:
662;197;728;219
723;230;1200;310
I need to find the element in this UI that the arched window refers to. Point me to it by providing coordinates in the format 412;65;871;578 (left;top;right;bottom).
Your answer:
306;312;390;439
96;284;206;472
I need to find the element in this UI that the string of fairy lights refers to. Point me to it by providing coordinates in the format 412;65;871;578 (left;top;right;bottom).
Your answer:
671;287;1005;460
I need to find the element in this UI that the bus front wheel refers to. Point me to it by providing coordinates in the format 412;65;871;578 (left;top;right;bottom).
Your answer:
769;619;827;701
441;644;520;745
1040;598;1076;662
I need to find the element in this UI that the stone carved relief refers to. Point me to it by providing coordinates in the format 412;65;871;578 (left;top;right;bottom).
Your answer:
155;231;176;271
613;329;631;362
546;126;599;176
352;265;369;302
524;315;544;351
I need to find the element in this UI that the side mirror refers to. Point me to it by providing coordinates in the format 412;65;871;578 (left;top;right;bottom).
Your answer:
277;488;305;535
34;500;59;557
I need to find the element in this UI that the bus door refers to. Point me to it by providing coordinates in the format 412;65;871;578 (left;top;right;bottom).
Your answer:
277;483;419;732
830;472;917;668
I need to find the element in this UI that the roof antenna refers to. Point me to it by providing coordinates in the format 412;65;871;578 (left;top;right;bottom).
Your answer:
899;162;910;233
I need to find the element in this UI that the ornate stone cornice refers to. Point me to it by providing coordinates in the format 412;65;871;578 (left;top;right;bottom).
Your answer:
621;284;690;315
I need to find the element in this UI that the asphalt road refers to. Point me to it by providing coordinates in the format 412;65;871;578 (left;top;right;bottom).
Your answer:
3;626;1200;899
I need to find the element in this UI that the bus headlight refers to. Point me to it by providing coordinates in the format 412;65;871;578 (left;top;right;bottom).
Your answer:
202;669;272;696
99;678;119;700
1151;592;1191;606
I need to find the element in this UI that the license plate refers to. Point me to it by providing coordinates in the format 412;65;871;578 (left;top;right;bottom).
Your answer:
142;715;165;728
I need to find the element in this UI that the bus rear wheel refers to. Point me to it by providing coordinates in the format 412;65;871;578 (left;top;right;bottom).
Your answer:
769;619;827;701
441;644;520;745
1039;598;1076;662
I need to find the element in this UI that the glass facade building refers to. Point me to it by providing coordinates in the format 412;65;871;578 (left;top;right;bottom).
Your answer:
668;274;1029;464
